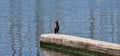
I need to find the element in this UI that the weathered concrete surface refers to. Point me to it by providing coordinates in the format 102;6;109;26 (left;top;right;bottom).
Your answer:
40;34;120;56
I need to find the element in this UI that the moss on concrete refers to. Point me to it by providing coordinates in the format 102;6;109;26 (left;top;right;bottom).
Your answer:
40;42;109;56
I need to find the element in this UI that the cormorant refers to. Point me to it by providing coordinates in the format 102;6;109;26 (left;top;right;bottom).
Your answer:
54;20;59;34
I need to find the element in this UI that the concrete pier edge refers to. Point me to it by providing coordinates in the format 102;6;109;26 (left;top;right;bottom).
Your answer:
40;34;120;56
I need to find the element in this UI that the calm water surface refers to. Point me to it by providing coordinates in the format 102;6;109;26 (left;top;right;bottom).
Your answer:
0;0;120;56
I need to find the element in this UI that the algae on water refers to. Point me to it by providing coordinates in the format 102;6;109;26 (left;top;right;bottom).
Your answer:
40;42;108;56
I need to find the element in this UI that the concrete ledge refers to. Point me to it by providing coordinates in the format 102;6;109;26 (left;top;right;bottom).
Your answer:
40;34;120;56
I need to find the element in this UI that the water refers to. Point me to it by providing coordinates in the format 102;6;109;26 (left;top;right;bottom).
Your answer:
0;0;120;56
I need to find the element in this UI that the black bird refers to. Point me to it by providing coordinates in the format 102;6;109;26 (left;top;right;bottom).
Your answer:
54;20;59;34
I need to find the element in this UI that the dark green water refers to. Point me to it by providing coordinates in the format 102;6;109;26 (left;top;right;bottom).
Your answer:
0;0;120;56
